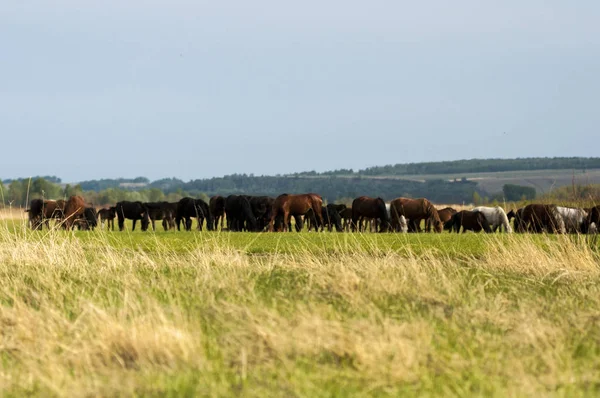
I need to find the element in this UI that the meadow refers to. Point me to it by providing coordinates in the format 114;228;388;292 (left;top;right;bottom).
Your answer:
0;212;599;396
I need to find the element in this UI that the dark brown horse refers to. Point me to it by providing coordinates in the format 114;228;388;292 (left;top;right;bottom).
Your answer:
444;210;492;233
63;195;87;230
269;193;324;232
340;207;353;232
520;204;565;234
389;197;443;233
27;199;66;229
97;207;116;230
351;196;389;232
507;208;526;232
584;206;600;233
209;195;226;230
426;207;457;232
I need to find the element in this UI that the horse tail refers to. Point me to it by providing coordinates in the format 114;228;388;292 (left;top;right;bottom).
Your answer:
497;207;512;233
377;199;389;223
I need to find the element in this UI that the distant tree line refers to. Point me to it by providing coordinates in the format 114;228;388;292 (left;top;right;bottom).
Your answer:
293;157;600;177
0;175;484;207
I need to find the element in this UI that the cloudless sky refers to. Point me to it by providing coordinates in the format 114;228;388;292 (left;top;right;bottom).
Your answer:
1;1;599;182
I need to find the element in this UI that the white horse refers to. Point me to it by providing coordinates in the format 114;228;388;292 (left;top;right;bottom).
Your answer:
471;206;513;233
386;203;408;233
556;207;587;233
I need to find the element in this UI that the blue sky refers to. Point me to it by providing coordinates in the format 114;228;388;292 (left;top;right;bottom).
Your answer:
1;1;598;182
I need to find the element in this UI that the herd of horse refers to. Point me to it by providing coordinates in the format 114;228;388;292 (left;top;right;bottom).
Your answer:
25;194;600;235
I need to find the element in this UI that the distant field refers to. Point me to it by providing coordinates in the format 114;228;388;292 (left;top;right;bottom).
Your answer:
295;168;600;196
1;212;600;396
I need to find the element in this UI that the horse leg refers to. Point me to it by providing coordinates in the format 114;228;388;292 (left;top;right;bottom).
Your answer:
132;219;137;231
282;211;290;232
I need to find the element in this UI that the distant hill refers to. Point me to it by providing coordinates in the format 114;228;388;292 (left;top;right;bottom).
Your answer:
4;157;600;205
291;157;600;177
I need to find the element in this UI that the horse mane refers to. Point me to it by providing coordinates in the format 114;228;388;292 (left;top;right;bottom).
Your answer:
425;200;441;222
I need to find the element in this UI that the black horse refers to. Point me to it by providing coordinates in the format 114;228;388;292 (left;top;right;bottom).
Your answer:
225;195;257;231
145;202;177;231
176;197;213;231
249;196;275;231
115;201;150;231
444;210;492;233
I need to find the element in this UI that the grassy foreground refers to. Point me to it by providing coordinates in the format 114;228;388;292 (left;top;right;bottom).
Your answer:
0;221;599;396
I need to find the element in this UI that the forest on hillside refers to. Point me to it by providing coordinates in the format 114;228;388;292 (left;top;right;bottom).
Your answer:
3;157;600;207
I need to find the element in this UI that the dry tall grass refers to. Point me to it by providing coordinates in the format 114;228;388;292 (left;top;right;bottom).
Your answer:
0;224;598;395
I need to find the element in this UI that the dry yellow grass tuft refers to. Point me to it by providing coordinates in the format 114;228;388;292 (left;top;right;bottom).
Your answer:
0;223;598;395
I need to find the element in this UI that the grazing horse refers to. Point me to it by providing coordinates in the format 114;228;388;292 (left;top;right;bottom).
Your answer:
385;203;408;232
27;199;66;229
351;196;389;232
209;196;226;230
340;207;353;232
249;196;275;232
225;195;257;231
507;208;526;232
584;206;600;234
269;193;324;232
556;206;588;233
63;195;87;230
471;206;513;233
97;207;116;230
520;204;566;234
145;202;176;231
426;207;457;232
75;207;98;230
389;197;443;233
176;197;213;231
115;201;150;231
307;204;345;232
444;210;492;233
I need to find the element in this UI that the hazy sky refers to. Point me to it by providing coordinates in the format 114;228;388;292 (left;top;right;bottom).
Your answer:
1;1;599;182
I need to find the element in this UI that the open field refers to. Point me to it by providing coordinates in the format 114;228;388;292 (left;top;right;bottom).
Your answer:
292;169;600;196
1;213;600;396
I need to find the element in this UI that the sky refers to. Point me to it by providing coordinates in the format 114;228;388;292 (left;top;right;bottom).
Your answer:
1;1;599;182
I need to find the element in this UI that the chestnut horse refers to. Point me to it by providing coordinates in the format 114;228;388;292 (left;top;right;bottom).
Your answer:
389;197;443;233
351;196;389;232
426;207;457;232
63;195;87;230
269;193;324;232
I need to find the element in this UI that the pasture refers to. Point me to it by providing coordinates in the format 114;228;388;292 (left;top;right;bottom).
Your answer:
0;211;599;396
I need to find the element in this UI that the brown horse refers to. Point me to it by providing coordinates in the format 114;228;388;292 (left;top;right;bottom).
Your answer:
63;195;87;230
389;197;443;233
351;196;389;232
444;210;492;233
209;195;226;230
426;207;457;232
520;204;565;234
269;193;324;232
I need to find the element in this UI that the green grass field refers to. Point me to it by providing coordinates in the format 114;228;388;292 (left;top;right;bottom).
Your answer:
1;217;600;396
